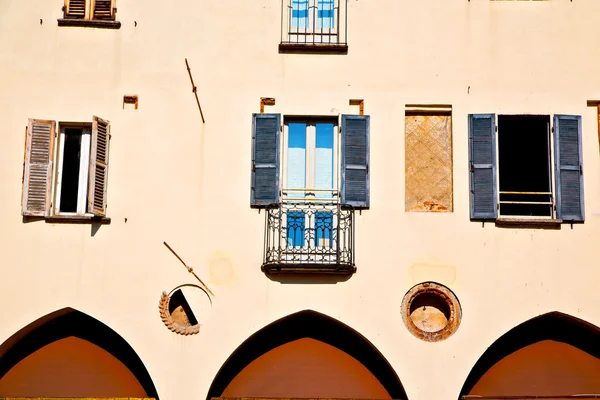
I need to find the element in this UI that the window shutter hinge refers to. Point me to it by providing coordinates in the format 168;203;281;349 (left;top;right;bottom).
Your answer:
495;125;498;132
280;125;283;132
552;127;555;133
580;165;583;175
62;5;65;11
470;163;474;173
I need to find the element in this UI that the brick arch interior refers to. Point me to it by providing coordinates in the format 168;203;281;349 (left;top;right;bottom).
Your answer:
206;310;407;400
459;312;600;398
0;308;158;398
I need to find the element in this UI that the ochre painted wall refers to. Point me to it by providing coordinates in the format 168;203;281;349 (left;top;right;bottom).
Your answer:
2;1;600;400
0;337;147;397
469;340;600;396
222;338;391;399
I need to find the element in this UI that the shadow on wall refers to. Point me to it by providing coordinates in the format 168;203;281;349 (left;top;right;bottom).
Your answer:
0;307;158;398
459;312;600;398
207;309;407;400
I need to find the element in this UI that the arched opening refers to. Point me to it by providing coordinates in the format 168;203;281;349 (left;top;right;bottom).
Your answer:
459;312;600;399
207;310;407;400
0;308;158;398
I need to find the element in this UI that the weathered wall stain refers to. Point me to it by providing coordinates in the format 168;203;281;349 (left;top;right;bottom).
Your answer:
405;112;453;212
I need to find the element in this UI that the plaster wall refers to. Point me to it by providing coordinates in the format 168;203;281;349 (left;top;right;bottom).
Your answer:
1;1;600;400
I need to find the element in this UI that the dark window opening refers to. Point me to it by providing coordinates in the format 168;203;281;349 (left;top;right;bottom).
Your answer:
498;115;552;217
59;128;83;213
168;289;198;326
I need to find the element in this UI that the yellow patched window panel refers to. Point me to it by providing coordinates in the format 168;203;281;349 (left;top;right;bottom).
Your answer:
405;111;453;212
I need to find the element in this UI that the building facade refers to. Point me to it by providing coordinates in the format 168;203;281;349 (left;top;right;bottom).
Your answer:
1;0;600;399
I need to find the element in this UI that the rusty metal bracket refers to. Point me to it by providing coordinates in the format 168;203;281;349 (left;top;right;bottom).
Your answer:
185;58;205;123
163;241;214;297
349;99;364;115
260;97;276;113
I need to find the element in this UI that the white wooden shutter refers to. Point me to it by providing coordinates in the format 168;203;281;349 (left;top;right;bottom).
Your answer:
88;116;110;216
66;0;86;18
22;119;55;217
92;0;114;20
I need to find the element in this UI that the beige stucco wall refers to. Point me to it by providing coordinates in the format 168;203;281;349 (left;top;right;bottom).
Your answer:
1;0;600;399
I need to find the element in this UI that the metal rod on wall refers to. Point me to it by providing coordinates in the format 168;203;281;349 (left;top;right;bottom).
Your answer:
185;58;206;123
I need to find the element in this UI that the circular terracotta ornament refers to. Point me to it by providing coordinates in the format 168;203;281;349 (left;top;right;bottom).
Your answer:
401;282;461;342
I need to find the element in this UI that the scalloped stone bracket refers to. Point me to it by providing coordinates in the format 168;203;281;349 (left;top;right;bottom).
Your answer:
158;284;212;336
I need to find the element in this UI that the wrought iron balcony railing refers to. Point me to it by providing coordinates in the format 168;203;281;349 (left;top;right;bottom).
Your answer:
262;198;355;274
279;0;348;52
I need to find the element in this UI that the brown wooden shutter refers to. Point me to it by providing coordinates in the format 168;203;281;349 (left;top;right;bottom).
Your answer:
92;0;114;20
88;116;110;216
65;0;86;18
22;119;55;217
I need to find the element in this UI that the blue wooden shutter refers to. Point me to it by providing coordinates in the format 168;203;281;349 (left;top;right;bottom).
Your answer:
251;114;281;208
554;115;584;222
341;115;370;209
469;114;497;220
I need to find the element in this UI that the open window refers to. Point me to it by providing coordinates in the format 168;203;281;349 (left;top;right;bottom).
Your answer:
250;113;369;210
469;114;584;223
251;113;367;274
58;0;120;28
22;116;111;221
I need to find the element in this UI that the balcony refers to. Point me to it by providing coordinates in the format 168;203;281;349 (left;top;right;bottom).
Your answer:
262;193;355;275
279;0;348;54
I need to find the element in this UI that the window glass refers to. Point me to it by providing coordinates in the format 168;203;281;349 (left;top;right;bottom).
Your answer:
292;0;309;29
315;211;333;246
287;123;307;198
317;0;335;29
315;123;334;198
57;127;91;214
287;212;306;247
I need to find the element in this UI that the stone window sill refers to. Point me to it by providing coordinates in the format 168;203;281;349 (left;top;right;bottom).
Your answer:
279;43;348;54
495;218;562;229
45;215;111;224
58;19;121;29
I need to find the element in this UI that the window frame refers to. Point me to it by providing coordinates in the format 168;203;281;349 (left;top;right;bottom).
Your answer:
496;114;556;220
21;117;111;223
58;0;121;29
281;116;339;251
281;116;339;202
54;123;93;217
468;112;584;224
279;0;348;54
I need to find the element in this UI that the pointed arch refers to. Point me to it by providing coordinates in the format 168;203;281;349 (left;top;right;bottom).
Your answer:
206;309;407;400
0;307;158;398
459;311;600;398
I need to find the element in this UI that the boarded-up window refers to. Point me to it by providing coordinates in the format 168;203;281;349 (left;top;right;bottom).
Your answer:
405;111;453;212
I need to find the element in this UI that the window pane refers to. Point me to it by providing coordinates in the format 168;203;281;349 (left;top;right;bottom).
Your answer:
287;212;305;247
315;212;333;247
315;123;334;198
291;0;308;29
59;129;83;213
287;123;307;198
317;0;335;29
